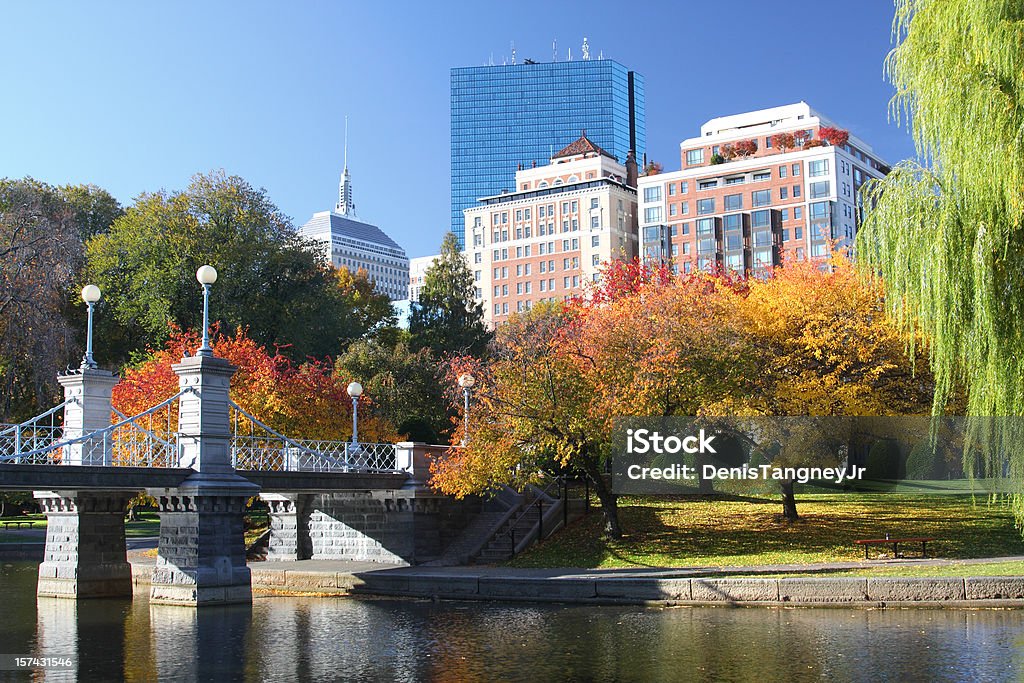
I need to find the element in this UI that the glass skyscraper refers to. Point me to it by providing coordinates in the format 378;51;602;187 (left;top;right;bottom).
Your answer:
451;59;645;245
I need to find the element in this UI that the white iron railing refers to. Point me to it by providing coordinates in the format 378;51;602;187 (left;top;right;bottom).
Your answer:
229;401;398;472
0;398;77;464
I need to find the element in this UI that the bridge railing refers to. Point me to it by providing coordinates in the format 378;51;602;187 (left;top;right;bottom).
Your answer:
0;390;187;467
228;401;398;473
0;398;76;464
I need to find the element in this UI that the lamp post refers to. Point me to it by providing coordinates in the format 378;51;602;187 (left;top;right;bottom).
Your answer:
196;265;218;357
347;381;363;445
458;373;475;446
80;284;101;369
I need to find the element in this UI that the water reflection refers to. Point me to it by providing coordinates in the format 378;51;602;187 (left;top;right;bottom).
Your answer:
3;562;1024;682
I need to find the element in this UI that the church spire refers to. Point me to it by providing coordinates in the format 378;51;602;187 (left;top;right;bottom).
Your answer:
336;116;356;216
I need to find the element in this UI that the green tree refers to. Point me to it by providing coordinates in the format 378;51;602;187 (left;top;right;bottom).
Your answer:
856;1;1024;513
409;232;491;357
85;171;370;364
57;183;123;240
334;266;397;337
336;336;449;442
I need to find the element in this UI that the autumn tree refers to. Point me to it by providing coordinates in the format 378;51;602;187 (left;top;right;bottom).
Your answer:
431;303;630;536
770;132;796;152
0;179;85;418
817;126;850;148
409;232;491;358
733;257;935;518
115;326;402;444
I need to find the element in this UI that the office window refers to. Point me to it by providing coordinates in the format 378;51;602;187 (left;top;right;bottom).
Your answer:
592;235;600;247
591;216;600;228
795;226;803;239
686;149;705;165
474;252;482;263
682;242;691;255
779;187;789;200
644;207;663;223
752;210;770;228
779;165;788;178
794;207;803;220
809;159;829;177
782;229;790;242
697;218;715;235
725;176;745;186
781;208;789;221
668;184;676;196
698;180;718;190
592;254;600;266
724;213;742;231
793;185;802;198
810;201;830;219
524;208;531;220
571;201;578;212
591;197;599;209
810;181;830;199
698;238;715;254
681;201;689;215
792;164;801;176
681;181;689;194
752;189;771;207
752;230;772;247
681;222;690;235
752;172;771;182
697;198;715;215
726;234;742;251
643;186;662;202
724;194;743;211
669;204;678;217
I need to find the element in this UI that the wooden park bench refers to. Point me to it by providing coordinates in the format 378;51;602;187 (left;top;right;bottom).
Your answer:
855;536;935;559
0;520;34;530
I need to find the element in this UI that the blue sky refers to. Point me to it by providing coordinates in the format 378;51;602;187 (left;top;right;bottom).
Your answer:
1;1;910;258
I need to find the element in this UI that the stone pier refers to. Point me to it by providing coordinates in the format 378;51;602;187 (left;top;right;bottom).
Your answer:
34;491;134;598
148;354;259;606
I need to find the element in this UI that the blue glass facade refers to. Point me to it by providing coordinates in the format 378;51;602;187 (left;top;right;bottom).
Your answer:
451;59;645;246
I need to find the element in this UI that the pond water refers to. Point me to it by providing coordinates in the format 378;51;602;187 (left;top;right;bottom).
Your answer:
2;561;1023;682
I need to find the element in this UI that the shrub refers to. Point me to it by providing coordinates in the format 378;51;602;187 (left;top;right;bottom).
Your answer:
866;439;903;479
710;153;726;165
905;440;939;480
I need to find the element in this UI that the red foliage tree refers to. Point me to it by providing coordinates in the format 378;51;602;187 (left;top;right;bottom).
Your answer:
770;132;796;152
817;126;850;147
733;139;758;158
720;143;737;160
113;325;402;443
803;138;826;149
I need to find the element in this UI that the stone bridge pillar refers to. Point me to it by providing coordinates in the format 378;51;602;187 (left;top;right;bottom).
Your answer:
148;355;259;607
34;368;128;598
56;368;118;466
34;490;134;598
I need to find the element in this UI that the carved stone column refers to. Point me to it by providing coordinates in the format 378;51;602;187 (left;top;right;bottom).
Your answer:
263;493;312;561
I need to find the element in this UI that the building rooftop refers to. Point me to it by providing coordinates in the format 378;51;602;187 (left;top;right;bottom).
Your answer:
552;132;615;161
300;211;405;253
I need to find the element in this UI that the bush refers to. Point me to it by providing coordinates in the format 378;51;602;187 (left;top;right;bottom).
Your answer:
866;439;903;479
710;153;726;165
905;440;939;480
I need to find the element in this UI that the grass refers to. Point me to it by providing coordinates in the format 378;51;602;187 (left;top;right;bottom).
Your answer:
0;511;268;544
510;494;1024;570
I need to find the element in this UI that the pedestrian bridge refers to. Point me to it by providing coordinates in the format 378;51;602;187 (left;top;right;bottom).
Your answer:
0;356;471;608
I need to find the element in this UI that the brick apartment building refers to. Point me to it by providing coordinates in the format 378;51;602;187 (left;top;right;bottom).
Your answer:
637;102;890;275
464;133;640;326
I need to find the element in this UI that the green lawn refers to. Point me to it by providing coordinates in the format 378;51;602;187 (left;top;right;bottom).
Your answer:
510;495;1024;569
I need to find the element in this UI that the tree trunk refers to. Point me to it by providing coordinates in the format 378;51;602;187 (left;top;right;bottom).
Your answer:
582;458;622;538
779;479;799;521
696;454;715;495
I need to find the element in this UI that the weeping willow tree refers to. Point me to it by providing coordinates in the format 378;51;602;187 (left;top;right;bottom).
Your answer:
857;0;1024;518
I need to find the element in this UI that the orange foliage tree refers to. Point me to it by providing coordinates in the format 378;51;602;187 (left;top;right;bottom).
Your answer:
113;325;402;444
430;256;937;532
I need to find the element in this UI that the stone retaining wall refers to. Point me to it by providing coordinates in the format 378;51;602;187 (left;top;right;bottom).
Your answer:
127;563;1024;606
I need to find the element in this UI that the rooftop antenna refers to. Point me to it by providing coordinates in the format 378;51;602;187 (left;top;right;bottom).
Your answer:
552;38;557;62
489;52;494;66
511;41;516;65
582;37;590;61
343;115;349;171
598;50;604;60
568;47;572;61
